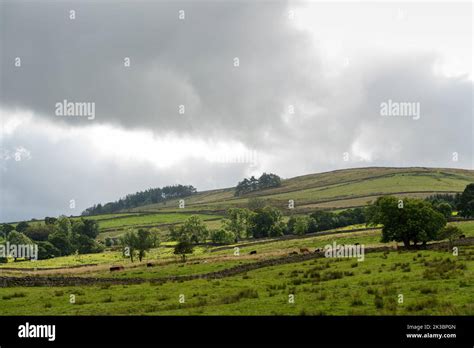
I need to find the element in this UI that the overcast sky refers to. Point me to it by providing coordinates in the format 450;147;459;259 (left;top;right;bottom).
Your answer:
0;0;472;222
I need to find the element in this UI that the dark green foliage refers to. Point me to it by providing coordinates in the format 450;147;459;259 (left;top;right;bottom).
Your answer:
437;225;463;248
458;183;474;217
366;196;446;247
37;241;60;259
235;173;281;196
173;241;194;262
24;224;52;241
169;215;208;244
0;224;15;237
15;221;30;233
48;230;73;256
247;207;285;238
72;218;100;239
82;184;197;215
44;217;57;225
210;229;235;244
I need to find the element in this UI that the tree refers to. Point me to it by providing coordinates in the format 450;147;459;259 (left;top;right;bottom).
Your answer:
248;207;285;238
437;225;463;249
235;173;281;196
135;229;156;262
24;224;52;241
105;237;113;247
286;216;297;235
293;216;310;235
310;211;336;231
57;216;72;235
174;241;194;262
71;234;104;254
0;224;15;238
148;228;161;248
37;241;60;260
170;216;208;244
223;208;251;240
6;231;35;260
15;221;30;233
366;196;446;247
47;230;73;256
210;229;235;244
458;183;474;217
434;202;453;219
72;218;100;239
120;230;138;262
44;217;57;225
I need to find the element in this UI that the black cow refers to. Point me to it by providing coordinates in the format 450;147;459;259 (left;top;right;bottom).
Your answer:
110;266;124;272
249;250;257;255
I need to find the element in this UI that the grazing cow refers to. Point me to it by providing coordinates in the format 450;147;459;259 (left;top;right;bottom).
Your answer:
459;234;466;239
289;251;298;256
146;263;154;267
110;266;124;272
249;250;257;255
299;248;310;253
314;248;321;253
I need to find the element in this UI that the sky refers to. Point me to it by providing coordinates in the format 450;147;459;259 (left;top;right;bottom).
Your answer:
0;0;473;222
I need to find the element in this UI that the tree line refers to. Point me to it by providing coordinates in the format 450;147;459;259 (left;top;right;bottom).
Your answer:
169;183;474;250
82;184;197;215
234;173;281;196
0;216;103;262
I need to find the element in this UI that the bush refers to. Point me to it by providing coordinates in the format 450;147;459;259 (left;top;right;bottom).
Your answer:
210;229;235;244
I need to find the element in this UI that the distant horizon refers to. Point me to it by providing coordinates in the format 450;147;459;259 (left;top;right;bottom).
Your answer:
3;165;473;224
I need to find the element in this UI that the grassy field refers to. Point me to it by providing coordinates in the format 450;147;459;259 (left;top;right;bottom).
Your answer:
96;212;222;230
128;168;474;214
1;167;473;316
0;245;472;315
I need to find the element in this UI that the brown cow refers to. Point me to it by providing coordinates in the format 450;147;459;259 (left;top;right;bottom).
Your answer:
110;266;124;272
299;248;310;253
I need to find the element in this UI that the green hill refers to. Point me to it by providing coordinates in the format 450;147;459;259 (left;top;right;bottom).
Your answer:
129;167;474;214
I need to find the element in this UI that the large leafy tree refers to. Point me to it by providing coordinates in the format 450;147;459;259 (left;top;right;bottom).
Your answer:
310;211;336;231
24;224;53;241
170;215;208;244
6;231;35;260
366;196;446;247
135;229;157;262
120;230;138;262
458;183;474;217
223;208;251;240
174;241;194;262
72;218;100;239
248;207;285;238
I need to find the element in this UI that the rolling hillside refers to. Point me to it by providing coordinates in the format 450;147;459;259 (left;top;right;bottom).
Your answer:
128;167;474;214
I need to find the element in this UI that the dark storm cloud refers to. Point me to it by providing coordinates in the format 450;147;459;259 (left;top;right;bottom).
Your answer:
1;0;323;147
0;1;472;222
